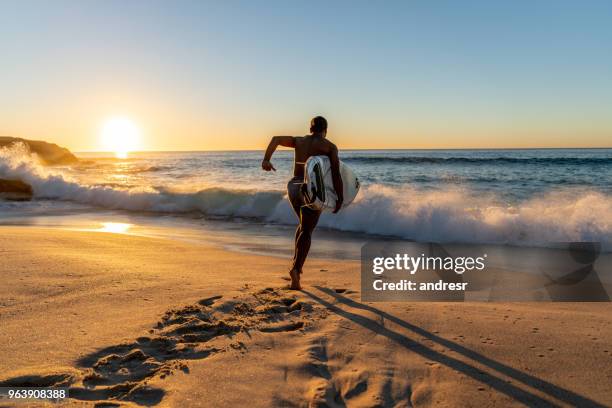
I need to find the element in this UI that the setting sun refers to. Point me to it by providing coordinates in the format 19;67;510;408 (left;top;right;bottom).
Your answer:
100;117;142;158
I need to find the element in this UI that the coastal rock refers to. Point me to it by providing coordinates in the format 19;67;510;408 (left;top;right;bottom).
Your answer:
0;178;33;201
0;136;78;165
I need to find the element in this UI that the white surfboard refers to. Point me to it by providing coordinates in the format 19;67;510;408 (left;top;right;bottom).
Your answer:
303;155;360;211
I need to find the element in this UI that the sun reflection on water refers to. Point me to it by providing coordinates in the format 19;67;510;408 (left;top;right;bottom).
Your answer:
98;222;132;234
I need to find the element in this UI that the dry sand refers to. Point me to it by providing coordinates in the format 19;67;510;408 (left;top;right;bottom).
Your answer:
0;226;611;407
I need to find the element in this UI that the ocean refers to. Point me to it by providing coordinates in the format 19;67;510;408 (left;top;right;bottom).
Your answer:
1;145;611;253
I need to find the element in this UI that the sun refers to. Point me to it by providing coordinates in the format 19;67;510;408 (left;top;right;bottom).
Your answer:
100;117;142;158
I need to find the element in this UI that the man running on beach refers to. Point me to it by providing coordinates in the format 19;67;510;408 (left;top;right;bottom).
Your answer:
262;116;343;290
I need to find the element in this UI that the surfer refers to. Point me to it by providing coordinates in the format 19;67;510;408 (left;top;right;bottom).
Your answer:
262;116;343;290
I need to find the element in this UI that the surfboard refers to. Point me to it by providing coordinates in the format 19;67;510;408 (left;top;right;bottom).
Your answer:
303;155;360;211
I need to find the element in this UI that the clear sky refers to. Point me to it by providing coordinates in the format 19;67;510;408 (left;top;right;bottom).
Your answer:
1;0;611;151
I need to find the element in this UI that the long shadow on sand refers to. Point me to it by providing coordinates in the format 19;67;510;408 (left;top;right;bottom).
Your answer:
303;286;607;408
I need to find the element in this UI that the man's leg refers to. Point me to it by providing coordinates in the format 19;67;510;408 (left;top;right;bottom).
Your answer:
290;208;321;289
292;224;301;269
287;181;302;276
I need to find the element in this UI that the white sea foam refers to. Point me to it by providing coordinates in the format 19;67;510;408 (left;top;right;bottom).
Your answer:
0;143;285;217
306;185;612;251
2;143;611;251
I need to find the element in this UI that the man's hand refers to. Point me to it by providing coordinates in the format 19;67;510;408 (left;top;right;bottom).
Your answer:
261;160;276;171
333;198;343;214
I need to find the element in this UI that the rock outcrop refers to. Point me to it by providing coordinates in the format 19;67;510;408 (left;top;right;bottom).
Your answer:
0;179;33;201
0;136;78;165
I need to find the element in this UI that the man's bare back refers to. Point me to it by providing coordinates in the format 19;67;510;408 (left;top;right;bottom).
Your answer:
291;135;338;179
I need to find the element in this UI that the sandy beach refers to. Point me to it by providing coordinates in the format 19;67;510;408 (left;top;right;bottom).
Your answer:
2;0;611;406
0;226;610;407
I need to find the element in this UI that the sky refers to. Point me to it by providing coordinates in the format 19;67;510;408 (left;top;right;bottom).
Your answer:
1;0;611;151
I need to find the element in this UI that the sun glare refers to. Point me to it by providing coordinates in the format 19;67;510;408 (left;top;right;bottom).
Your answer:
98;222;132;234
100;117;142;158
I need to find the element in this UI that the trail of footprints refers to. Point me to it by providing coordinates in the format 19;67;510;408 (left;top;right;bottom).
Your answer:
0;288;316;406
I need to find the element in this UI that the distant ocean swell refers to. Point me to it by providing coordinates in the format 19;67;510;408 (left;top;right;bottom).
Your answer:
343;156;612;165
74;161;171;173
1;144;611;251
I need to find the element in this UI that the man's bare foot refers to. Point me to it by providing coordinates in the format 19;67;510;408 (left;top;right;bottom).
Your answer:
289;269;302;290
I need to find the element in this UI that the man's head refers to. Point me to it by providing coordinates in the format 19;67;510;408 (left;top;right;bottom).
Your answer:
310;116;328;135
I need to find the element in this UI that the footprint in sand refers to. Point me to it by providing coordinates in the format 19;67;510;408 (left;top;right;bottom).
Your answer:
0;288;319;407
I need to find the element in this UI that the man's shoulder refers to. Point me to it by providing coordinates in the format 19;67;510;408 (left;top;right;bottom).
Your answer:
324;139;338;151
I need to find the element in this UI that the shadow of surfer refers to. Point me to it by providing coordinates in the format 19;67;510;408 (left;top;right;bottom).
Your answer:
540;242;609;301
262;116;343;290
303;286;608;407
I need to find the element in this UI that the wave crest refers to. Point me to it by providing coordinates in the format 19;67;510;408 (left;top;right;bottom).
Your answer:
303;185;612;251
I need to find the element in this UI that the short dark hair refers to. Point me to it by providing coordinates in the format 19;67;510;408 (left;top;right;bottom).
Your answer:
310;116;328;133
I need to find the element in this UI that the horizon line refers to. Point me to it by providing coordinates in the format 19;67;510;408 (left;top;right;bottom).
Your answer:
74;146;612;154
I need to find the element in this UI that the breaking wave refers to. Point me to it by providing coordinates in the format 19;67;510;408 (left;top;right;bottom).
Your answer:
1;143;611;251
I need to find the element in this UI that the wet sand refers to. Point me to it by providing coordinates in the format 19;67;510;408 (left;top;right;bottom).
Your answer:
0;226;611;407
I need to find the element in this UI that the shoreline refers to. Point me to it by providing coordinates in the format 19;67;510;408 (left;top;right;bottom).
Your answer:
0;211;367;261
1;226;611;406
2;210;611;261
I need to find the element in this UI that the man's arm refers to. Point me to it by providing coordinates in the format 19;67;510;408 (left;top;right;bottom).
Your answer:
328;144;344;213
262;136;296;171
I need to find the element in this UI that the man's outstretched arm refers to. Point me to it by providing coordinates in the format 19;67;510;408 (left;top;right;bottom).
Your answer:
262;136;295;171
329;145;344;213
